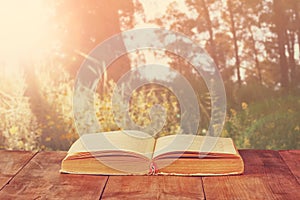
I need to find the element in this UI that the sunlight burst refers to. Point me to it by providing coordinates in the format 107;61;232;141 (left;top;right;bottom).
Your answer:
0;0;51;62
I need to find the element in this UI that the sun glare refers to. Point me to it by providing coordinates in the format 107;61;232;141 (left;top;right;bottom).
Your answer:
0;0;50;62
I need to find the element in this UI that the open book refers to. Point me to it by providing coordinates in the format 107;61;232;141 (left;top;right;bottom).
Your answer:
60;130;244;176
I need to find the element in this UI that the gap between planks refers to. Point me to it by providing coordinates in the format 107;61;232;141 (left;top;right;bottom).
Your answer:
0;151;38;191
99;176;110;199
278;150;300;185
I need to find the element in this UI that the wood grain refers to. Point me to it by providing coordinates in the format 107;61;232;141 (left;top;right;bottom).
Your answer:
0;150;35;190
101;176;204;200
279;150;300;184
202;150;300;200
0;151;108;199
1;150;300;199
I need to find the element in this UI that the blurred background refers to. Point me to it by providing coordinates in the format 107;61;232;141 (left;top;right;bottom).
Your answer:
0;0;299;151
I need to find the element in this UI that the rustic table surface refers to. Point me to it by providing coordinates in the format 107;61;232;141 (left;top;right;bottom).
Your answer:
0;150;299;199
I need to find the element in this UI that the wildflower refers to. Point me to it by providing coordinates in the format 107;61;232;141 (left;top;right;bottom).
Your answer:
241;102;248;110
9;126;18;135
230;108;237;116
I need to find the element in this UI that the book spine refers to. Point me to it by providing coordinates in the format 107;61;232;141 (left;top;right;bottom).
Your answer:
148;162;157;175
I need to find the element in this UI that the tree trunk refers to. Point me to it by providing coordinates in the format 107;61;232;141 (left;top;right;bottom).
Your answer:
273;0;289;88
249;27;263;84
294;0;300;61
201;0;219;69
227;0;242;87
286;31;296;86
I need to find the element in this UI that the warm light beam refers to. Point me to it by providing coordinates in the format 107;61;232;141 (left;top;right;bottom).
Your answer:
0;0;50;61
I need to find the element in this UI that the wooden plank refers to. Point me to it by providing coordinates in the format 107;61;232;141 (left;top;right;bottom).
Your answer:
279;150;300;184
202;150;300;200
0;151;108;199
0;150;35;190
101;176;204;200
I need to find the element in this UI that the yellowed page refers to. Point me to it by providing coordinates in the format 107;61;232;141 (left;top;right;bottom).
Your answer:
153;135;237;158
68;130;155;159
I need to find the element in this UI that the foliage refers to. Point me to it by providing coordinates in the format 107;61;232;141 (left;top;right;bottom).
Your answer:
0;66;41;150
222;85;300;149
0;62;299;150
34;63;77;150
0;0;299;151
95;81;182;138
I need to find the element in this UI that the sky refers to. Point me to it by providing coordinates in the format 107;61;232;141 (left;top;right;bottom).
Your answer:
139;0;188;21
131;0;193;81
136;0;300;81
0;0;298;78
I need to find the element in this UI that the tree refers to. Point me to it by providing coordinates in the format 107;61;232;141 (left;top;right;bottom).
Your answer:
273;0;289;88
285;0;300;86
226;0;242;87
52;0;135;80
239;0;265;85
185;0;220;68
23;0;137;149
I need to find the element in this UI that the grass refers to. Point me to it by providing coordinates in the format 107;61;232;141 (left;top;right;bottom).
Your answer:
0;62;299;150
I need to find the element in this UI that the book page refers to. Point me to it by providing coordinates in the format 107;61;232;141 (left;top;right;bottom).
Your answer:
153;135;237;158
68;130;155;159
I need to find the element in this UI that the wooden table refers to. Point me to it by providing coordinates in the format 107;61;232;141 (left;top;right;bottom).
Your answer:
0;150;299;199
